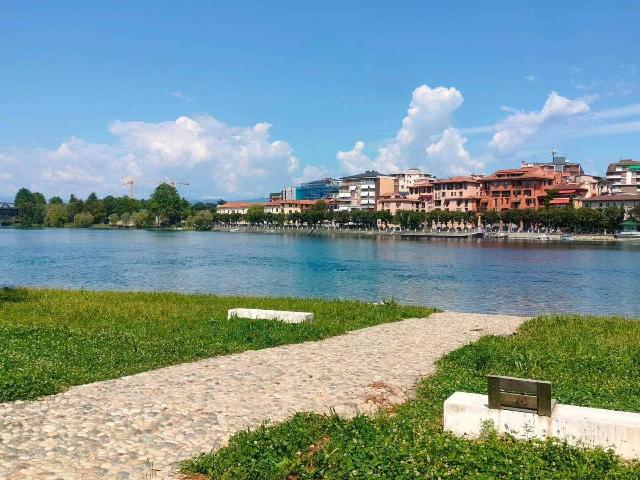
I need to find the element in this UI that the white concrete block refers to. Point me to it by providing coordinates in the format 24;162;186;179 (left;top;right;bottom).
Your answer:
444;391;640;459
227;308;314;324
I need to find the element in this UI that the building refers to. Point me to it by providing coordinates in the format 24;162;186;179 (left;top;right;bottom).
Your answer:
480;167;561;211
433;176;482;212
606;159;640;194
390;168;435;193
269;191;283;202
377;194;424;215
216;201;282;215
522;154;583;179
0;202;18;224
548;176;607;208
583;193;640;215
377;177;436;215
295;178;340;200
337;171;396;211
277;199;322;215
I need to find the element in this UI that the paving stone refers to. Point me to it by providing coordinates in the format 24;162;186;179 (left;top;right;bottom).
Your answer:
0;312;526;479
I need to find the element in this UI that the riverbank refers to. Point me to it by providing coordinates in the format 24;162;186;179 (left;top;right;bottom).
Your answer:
213;224;634;244
0;288;433;402
184;313;640;479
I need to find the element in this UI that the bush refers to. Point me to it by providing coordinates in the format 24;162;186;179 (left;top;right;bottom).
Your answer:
73;212;94;228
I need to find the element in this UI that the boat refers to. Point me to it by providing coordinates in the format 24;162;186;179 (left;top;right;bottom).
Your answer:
535;234;550;241
614;231;640;239
560;234;574;241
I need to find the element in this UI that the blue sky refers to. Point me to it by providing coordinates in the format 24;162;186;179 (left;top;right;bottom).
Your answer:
1;1;639;200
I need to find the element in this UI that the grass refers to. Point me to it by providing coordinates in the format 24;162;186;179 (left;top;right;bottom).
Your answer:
0;287;434;402
182;314;640;479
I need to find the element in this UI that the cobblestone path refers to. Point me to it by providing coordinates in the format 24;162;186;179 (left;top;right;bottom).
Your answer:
0;312;527;479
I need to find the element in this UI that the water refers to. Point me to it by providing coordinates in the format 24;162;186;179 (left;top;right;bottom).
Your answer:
1;228;639;316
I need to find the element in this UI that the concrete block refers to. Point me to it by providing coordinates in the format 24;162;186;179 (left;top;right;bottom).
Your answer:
227;308;313;324
444;392;640;459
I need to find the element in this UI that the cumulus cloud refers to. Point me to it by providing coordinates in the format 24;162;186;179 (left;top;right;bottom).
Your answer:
488;91;591;156
292;165;331;185
336;141;374;175
0;115;300;199
426;128;484;176
337;85;479;176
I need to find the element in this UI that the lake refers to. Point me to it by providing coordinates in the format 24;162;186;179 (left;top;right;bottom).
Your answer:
1;228;639;316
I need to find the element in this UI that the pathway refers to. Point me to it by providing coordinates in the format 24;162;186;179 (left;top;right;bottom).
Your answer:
0;312;528;479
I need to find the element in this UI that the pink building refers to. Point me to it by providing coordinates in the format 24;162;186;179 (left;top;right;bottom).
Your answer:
433;176;482;212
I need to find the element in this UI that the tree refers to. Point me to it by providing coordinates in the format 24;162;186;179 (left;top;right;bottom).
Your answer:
131;210;151;228
73;212;94;228
49;196;63;205
149;183;183;226
602;206;625;233
245;205;266;224
109;213;120;226
14;188;45;226
630;206;640;222
120;212;131;226
187;210;214;231
45;204;68;227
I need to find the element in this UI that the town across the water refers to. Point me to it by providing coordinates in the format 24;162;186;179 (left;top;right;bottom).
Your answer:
217;156;640;221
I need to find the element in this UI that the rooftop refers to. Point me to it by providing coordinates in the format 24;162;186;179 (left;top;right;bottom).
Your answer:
340;170;389;180
583;193;640;202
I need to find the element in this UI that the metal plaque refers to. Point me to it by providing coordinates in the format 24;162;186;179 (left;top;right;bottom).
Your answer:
487;375;555;416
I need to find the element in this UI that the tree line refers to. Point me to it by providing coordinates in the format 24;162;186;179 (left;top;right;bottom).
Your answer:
10;186;638;233
11;184;217;228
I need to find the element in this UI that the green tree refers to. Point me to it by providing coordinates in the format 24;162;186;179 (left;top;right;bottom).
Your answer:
149;183;184;226
49;196;63;205
120;212;131;226
602;206;625;233
131;210;151;228
245;205;266;224
109;213;120;226
45;204;68;227
187;210;214;231
14;188;46;226
73;212;94;228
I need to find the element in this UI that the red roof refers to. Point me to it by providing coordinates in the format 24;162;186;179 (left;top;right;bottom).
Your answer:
485;167;557;181
549;198;570;205
433;176;481;184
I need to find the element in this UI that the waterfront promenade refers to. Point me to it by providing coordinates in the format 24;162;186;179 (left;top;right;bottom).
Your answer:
0;312;526;479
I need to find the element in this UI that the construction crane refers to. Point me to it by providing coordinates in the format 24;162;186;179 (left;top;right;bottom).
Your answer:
122;177;134;198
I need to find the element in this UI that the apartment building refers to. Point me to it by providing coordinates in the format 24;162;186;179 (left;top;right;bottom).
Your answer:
583;193;640;214
337;171;395;211
377;177;435;214
480;167;561;211
217;202;282;215
433;176;482;212
606;159;640;194
390;168;435;193
521;154;583;180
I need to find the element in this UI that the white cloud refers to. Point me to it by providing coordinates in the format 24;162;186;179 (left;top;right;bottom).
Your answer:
0;115;300;199
292;165;331;185
170;91;194;102
524;74;537;82
488;91;591;156
337;84;476;176
336;141;374;175
426;128;484;175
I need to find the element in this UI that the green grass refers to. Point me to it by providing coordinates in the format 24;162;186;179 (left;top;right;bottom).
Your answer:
0;288;433;402
182;314;640;479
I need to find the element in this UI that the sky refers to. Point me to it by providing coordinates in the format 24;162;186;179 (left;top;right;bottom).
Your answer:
1;1;639;200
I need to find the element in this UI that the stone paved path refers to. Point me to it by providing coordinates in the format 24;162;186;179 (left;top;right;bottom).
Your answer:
0;312;527;479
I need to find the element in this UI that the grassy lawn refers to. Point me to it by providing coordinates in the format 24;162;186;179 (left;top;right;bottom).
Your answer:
0;288;434;402
183;315;640;479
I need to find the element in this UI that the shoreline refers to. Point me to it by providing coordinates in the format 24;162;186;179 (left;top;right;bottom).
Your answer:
3;223;639;244
211;225;636;244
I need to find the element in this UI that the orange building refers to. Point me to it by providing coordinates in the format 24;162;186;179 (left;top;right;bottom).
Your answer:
479;167;561;211
433;176;482;212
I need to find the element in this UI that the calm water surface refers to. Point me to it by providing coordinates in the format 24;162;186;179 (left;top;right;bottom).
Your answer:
1;228;639;316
